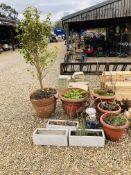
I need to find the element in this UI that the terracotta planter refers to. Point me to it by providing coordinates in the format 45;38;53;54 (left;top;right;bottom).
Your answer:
30;89;57;118
100;113;129;141
97;102;121;115
59;88;87;118
92;88;115;106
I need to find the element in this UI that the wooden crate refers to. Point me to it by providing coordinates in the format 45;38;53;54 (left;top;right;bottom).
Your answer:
115;92;131;101
101;71;131;101
102;71;131;84
105;81;131;90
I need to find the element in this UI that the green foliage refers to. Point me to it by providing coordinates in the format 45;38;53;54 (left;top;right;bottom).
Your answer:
16;7;57;89
0;3;18;20
54;20;63;29
94;88;114;96
64;89;86;99
104;113;127;126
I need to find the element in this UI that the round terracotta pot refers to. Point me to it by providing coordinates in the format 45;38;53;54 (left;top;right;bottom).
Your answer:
100;113;129;141
30;89;57;118
97;102;121;115
59;88;87;118
92;88;115;106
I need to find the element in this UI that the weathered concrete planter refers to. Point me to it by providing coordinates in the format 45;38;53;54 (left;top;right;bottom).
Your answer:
69;129;105;147
46;119;79;129
33;128;68;146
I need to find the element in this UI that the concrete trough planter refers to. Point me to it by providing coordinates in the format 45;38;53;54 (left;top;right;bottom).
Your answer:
33;128;68;146
69;129;105;147
46;119;79;129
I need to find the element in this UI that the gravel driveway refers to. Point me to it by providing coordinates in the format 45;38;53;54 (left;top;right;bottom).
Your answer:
0;42;131;175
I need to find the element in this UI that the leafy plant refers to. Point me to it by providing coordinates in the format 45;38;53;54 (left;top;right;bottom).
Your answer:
16;7;57;90
104;113;127;126
94;88;114;96
0;3;18;20
64;89;86;99
100;101;118;111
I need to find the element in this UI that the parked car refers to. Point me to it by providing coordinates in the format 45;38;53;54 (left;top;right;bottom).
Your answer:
2;44;9;51
49;35;57;43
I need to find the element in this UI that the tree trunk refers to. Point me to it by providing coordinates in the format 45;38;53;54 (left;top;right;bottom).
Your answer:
38;71;43;90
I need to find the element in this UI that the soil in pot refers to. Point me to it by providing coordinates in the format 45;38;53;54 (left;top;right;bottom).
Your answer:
30;88;57;118
100;113;129;141
30;88;57;99
49;121;77;126
59;88;87;118
71;130;102;136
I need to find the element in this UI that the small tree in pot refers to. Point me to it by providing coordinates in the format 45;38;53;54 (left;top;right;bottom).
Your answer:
17;7;57;117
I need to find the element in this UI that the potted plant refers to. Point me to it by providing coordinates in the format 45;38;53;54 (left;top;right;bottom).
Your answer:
69;118;105;147
97;101;121;115
100;113;129;141
17;7;57;117
59;88;87;117
92;88;115;105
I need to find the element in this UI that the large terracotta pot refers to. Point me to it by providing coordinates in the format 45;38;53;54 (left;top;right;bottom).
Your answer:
100;113;129;141
97;102;121;115
30;89;57;118
59;88;87;118
92;88;115;106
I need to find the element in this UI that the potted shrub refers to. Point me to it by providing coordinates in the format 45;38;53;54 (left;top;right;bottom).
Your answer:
17;7;57;117
100;113;129;141
97;101;121;115
92;88;115;105
59;88;87;117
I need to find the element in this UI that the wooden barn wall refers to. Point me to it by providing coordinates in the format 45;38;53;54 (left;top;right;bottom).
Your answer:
64;0;131;23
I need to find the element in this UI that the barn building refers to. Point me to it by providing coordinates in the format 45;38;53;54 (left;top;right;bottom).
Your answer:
62;0;131;56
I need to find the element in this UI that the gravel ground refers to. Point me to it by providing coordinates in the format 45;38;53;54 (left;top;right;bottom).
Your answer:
0;42;131;175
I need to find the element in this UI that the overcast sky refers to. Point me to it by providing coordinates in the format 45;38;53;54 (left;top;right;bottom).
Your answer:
0;0;106;22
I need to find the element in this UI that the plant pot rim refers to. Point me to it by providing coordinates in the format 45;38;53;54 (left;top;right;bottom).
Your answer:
59;87;87;102
92;88;115;99
69;129;105;136
100;112;129;130
30;88;57;101
97;102;121;114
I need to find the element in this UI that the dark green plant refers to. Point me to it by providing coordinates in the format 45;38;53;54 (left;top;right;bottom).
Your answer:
0;3;18;20
94;88;114;96
64;89;86;99
104;113;127;126
101;101;118;111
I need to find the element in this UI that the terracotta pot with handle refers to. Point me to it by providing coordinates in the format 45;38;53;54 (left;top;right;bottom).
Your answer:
92;88;115;106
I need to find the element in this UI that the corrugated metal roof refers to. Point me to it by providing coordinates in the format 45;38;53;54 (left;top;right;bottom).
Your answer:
62;0;120;21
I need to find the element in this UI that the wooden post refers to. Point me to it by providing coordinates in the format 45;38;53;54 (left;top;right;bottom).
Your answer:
64;23;69;50
10;26;15;51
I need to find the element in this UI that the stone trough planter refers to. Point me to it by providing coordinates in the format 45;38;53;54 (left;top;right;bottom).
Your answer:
69;129;105;147
46;119;79;129
33;128;68;146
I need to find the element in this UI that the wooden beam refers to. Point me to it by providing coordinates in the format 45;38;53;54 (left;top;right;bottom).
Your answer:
10;26;15;51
